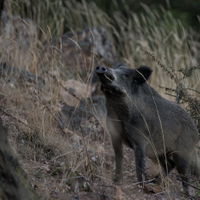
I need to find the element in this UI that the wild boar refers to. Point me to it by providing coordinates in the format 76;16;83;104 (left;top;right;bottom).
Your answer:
95;64;199;196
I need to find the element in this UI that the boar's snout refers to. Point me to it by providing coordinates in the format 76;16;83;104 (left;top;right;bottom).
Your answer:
95;65;107;74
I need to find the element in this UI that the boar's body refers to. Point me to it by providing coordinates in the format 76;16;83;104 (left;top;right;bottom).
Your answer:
107;86;197;158
95;64;199;196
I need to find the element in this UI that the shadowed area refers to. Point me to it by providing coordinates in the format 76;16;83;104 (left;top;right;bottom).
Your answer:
0;117;38;200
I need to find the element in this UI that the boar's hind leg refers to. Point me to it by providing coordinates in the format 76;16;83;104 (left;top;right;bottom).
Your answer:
158;155;175;176
174;153;190;196
135;145;146;183
153;155;176;182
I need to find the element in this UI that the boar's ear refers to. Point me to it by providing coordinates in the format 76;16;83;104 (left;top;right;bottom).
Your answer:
135;65;152;84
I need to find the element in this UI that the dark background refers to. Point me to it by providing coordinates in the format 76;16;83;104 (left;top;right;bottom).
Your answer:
77;0;200;30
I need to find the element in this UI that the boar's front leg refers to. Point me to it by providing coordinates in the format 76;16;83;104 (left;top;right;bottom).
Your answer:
112;135;123;183
134;144;146;183
107;119;123;183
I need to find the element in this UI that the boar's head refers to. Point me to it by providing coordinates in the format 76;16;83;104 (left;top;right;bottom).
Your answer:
95;64;152;97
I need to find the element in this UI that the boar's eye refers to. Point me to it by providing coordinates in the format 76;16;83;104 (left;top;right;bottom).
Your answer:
123;74;129;78
116;63;125;68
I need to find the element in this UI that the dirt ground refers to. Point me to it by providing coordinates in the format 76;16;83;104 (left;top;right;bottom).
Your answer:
1;107;200;200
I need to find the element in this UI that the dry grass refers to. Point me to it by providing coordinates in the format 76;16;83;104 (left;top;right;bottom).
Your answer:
0;0;200;199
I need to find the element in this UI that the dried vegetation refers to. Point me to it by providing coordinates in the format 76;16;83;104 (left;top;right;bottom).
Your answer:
0;0;200;199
